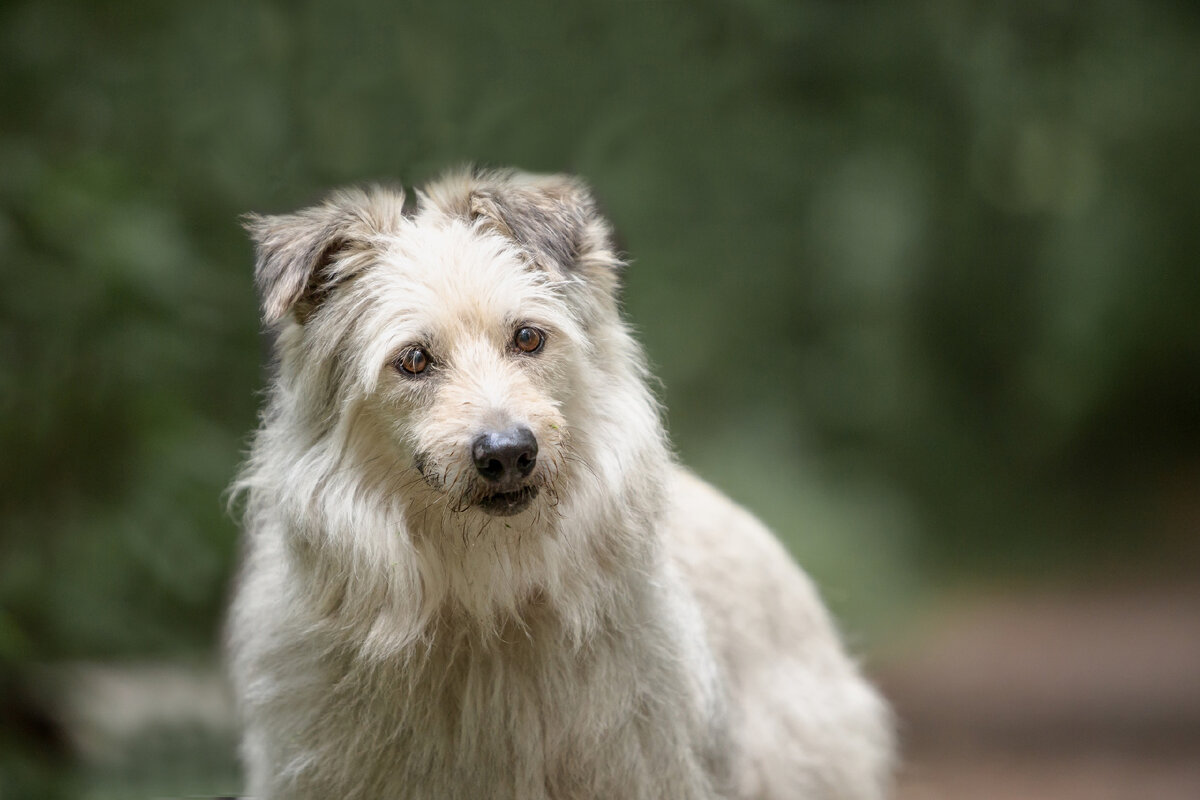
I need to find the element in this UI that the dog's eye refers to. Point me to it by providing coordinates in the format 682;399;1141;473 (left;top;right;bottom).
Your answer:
396;347;431;375
514;326;544;354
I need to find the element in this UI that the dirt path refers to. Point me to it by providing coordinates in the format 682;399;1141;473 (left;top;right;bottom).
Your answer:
877;583;1200;800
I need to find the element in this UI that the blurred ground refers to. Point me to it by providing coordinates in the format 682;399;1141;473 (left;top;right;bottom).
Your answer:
881;582;1200;800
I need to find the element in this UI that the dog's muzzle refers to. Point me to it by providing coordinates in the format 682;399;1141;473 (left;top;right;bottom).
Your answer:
471;426;539;516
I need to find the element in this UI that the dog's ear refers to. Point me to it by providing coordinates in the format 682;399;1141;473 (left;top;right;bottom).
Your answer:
243;210;350;325
244;188;404;325
466;171;624;291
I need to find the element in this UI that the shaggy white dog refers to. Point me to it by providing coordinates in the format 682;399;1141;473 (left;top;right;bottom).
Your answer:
227;168;892;799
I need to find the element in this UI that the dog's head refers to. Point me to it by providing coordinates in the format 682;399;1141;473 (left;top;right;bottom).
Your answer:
244;169;630;534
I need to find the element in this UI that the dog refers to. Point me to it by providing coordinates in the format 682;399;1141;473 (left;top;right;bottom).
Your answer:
226;168;893;799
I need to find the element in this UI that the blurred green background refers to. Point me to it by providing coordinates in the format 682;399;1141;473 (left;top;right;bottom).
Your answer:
2;1;1198;798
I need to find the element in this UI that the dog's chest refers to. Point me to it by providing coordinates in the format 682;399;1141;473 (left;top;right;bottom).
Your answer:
326;627;645;798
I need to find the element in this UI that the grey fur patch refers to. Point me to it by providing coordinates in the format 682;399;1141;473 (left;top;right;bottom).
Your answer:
426;168;622;282
469;184;585;271
244;187;406;325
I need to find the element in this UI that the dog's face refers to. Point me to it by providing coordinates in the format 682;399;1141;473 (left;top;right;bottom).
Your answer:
245;170;623;532
361;219;577;521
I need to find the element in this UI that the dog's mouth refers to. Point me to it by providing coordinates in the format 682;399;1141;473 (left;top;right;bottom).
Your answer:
477;486;539;517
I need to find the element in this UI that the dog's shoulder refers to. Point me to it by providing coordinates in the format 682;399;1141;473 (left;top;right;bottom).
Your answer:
660;466;841;656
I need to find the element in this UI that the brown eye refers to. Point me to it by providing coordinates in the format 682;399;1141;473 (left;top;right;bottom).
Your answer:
396;347;430;375
514;326;544;354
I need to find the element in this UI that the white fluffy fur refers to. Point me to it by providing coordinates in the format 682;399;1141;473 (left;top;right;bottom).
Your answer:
227;169;893;799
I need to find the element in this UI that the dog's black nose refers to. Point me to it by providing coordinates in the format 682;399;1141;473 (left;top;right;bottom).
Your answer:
472;426;538;484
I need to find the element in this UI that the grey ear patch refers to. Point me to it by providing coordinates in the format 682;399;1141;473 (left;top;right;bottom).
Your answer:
468;186;586;273
243;186;404;325
243;213;348;325
459;170;623;282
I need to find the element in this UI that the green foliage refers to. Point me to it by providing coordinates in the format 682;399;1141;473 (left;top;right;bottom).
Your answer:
1;0;1198;669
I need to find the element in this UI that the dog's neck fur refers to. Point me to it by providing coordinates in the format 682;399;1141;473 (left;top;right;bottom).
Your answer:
237;322;671;658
